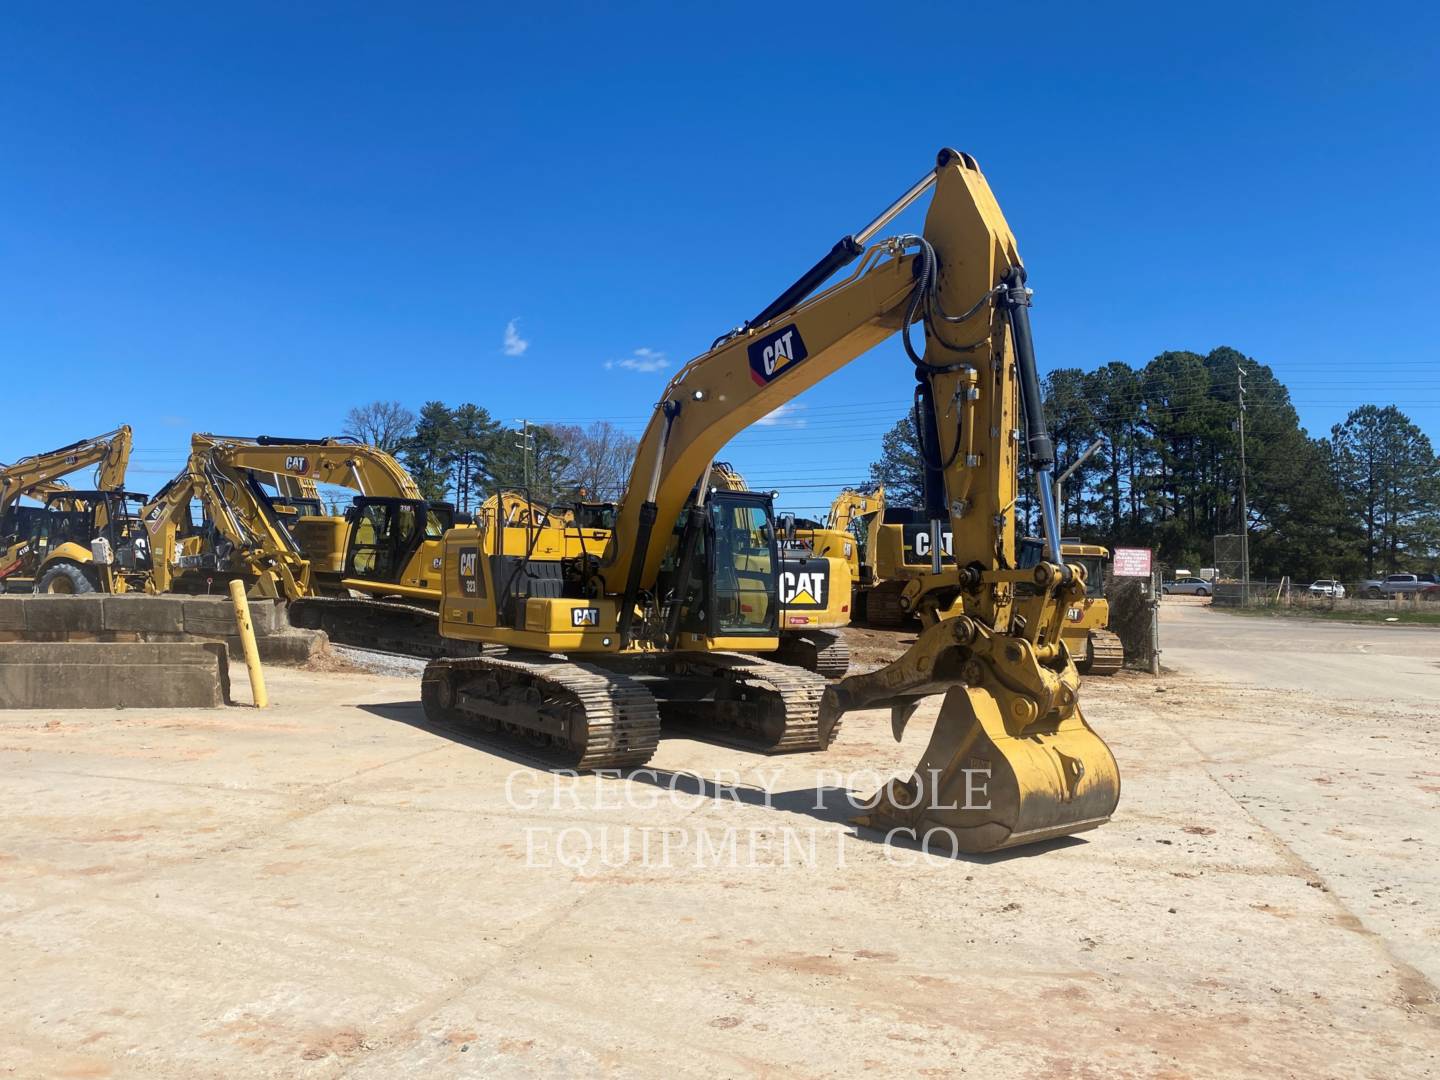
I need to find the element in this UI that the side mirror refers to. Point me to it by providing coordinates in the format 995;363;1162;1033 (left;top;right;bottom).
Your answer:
780;513;796;542
343;506;360;524
453;512;474;526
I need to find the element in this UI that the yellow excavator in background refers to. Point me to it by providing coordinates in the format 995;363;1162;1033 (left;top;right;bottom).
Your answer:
17;440;314;597
191;434;482;654
710;462;853;675
194;434;459;599
1019;537;1125;675
792;486;883;589
423;148;1120;852
1;427;134;590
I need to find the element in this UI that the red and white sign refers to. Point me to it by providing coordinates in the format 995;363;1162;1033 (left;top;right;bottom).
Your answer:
1112;547;1153;577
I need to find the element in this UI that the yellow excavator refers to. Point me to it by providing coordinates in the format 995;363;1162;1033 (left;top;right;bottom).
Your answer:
194;434;458;597
1;427;135;591
422;148;1120;852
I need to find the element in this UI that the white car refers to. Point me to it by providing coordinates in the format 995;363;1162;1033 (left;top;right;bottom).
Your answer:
1162;578;1211;596
1308;579;1346;598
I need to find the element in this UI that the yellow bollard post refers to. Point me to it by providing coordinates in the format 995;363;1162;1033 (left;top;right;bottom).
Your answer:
227;578;269;708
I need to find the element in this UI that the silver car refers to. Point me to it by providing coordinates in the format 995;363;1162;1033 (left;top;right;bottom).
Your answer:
1308;579;1346;598
1162;578;1211;596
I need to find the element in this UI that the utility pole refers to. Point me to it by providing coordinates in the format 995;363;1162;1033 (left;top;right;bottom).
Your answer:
1236;365;1250;605
514;419;534;493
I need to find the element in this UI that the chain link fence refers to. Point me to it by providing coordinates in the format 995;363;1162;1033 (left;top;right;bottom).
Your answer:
1211;579;1440;610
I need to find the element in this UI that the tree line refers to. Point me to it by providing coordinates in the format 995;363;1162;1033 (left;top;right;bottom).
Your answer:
342;400;638;513
869;346;1440;580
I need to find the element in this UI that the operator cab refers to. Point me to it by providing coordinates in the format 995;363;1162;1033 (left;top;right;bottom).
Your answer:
344;496;455;582
20;490;152;585
659;489;780;639
572;501;617;531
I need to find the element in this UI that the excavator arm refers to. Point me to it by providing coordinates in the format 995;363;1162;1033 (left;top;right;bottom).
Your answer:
827;487;884;532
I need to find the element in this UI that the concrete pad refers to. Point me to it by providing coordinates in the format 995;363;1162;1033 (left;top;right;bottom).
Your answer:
102;595;185;633
0;641;230;708
25;595;104;632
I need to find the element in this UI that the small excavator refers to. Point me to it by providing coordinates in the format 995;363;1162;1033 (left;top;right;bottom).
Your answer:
422;148;1121;852
1019;537;1125;675
0;427;135;591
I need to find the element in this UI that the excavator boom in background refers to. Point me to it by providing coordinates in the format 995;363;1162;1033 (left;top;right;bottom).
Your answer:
423;148;1120;851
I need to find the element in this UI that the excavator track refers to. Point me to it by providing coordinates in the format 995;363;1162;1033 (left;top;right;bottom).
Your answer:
421;653;661;771
288;596;481;659
1079;628;1125;676
767;630;850;678
600;653;836;753
863;581;908;628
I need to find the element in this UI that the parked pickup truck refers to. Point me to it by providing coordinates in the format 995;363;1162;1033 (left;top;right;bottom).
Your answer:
1359;573;1440;598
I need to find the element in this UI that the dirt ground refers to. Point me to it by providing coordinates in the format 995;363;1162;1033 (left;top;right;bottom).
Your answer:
2;605;1438;1078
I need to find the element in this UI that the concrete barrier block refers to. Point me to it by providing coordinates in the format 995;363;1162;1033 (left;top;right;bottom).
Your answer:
0;599;26;630
26;596;105;632
182;598;241;636
102;595;185;633
247;601;278;636
243;629;327;666
0;642;230;708
181;596;277;636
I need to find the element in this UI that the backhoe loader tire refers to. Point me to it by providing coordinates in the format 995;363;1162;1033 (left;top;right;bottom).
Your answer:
35;562;97;595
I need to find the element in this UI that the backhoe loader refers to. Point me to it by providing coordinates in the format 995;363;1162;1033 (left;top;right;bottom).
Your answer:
1;427;134;590
423;148;1120;852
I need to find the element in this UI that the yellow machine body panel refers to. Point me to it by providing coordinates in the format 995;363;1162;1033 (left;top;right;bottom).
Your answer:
436;494;781;654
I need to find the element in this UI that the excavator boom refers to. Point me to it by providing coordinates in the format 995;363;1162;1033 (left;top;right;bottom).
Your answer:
0;426;133;516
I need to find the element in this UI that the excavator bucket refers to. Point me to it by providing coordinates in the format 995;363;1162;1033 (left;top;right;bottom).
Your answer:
854;684;1120;853
821;616;1120;854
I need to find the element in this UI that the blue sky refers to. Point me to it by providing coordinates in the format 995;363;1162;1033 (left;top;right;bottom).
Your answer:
3;3;1437;513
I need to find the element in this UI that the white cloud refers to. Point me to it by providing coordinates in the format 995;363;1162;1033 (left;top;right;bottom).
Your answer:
756;402;806;427
604;346;668;373
502;318;529;357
